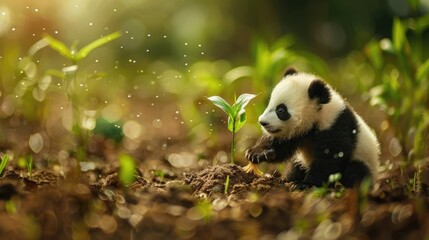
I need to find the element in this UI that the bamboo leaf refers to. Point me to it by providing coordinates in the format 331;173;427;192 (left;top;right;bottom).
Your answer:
417;58;429;81
76;31;122;61
43;35;73;60
224;66;253;84
393;18;405;52
365;40;383;69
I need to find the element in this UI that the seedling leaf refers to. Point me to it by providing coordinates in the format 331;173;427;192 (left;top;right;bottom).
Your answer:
234;111;247;132
232;93;257;113
76;31;122;61
207;96;234;116
227;116;234;132
43;35;73;60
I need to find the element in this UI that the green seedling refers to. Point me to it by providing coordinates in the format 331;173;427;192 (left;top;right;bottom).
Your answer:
405;165;422;197
33;32;121;160
0;154;10;176
119;154;136;186
41;31;122;64
153;169;166;182
224;175;230;194
313;173;344;198
27;155;33;178
208;93;256;164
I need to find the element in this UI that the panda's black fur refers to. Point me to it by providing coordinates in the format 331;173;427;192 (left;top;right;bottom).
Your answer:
246;68;380;188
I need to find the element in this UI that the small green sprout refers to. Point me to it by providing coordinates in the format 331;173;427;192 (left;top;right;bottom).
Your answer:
208;93;257;164
27;155;33;178
153;169;166;182
0;154;10;176
224;175;230;194
119;154;136;186
41;31;122;64
313;173;344;198
31;32;122;161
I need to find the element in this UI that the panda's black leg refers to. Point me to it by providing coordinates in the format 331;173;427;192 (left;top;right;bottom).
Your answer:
301;158;345;188
340;160;371;188
286;162;306;182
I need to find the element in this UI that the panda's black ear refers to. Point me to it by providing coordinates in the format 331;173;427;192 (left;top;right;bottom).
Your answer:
284;68;297;77
308;79;331;104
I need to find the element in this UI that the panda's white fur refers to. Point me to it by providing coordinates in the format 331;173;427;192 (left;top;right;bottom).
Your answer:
249;69;380;186
354;115;380;178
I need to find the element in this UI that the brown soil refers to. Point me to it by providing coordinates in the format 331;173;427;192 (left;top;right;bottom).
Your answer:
0;157;428;240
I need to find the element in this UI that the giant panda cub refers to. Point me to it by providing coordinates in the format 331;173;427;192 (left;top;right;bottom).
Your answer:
245;68;380;188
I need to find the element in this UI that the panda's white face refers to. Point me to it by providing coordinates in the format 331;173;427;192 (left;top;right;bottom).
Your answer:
259;73;321;139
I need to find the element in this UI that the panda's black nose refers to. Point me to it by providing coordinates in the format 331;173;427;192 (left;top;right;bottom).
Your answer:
259;121;269;127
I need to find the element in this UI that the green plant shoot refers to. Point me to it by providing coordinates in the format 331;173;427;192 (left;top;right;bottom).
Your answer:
208;93;256;163
119;154;136;186
42;31;122;64
208;93;257;164
27;155;33;178
34;32;121;160
224;175;230;194
0;154;10;176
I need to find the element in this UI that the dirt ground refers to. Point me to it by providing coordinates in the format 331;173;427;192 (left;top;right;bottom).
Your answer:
1;141;428;240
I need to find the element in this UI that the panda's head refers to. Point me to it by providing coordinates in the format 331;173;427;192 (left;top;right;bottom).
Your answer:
259;68;332;139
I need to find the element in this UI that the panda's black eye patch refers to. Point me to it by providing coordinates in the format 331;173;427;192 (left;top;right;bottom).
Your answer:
275;104;290;121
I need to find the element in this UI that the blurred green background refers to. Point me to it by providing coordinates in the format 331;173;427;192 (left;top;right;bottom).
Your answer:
0;0;428;168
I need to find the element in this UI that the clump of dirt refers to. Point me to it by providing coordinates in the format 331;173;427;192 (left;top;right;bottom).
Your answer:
184;164;287;197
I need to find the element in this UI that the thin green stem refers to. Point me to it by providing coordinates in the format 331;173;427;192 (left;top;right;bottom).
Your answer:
231;118;236;164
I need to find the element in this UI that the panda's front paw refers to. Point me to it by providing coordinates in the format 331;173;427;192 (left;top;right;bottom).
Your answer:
245;147;276;163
